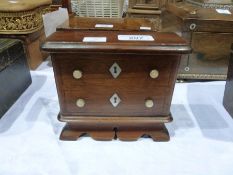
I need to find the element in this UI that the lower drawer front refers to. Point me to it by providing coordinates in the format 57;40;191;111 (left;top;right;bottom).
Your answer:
61;87;170;116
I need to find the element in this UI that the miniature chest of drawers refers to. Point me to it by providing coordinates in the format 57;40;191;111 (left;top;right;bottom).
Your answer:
42;30;190;141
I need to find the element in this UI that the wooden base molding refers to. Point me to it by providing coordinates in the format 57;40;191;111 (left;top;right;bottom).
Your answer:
59;114;171;141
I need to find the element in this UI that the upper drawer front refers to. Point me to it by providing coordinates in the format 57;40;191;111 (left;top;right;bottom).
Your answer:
54;54;178;90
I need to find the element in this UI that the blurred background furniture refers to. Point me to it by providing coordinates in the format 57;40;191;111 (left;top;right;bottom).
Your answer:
51;0;63;11
0;39;31;118
126;4;162;30
186;0;233;7
62;0;72;12
223;44;233;118
127;1;181;32
56;16;158;31
164;0;233;80
61;0;179;31
0;0;52;70
128;0;179;9
70;0;125;17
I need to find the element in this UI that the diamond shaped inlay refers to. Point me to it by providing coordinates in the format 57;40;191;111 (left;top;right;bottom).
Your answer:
110;93;121;107
109;62;121;78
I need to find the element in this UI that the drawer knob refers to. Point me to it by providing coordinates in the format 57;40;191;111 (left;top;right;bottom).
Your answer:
76;99;85;108
145;99;154;108
73;70;82;79
190;23;196;30
150;69;159;79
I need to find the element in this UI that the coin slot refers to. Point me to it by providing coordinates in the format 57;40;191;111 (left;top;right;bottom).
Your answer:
114;97;117;103
114;66;117;74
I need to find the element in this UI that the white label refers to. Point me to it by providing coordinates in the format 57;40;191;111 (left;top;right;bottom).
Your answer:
216;9;231;14
95;24;113;28
83;37;107;42
140;26;152;30
118;35;154;41
42;8;69;37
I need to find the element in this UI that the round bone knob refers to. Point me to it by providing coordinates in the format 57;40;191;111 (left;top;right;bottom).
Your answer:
190;10;197;15
76;99;85;108
73;70;82;79
145;99;154;108
190;23;196;30
150;69;159;79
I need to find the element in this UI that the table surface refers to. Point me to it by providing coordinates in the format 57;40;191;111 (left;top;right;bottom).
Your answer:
0;60;233;175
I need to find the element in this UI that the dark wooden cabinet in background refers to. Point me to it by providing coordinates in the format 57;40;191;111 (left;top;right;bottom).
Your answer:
0;39;31;118
165;1;233;80
42;30;190;141
223;44;233;118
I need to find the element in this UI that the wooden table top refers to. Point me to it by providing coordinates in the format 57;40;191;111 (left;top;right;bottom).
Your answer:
57;17;158;32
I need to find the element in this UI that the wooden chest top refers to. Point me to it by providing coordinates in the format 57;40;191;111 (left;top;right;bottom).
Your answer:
42;31;191;54
57;17;158;31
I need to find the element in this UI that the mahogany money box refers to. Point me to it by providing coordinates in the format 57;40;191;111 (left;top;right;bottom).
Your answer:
42;30;190;141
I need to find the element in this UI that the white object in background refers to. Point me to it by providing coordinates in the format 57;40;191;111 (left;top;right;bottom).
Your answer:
95;24;113;28
118;35;154;41
42;8;69;37
83;37;107;42
140;26;152;30
216;9;232;14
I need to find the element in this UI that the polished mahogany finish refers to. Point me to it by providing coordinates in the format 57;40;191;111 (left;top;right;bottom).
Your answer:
223;44;233;118
42;30;191;141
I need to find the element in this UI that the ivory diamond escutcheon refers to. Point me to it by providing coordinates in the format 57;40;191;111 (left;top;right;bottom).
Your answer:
110;93;121;107
109;62;121;78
